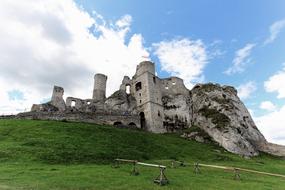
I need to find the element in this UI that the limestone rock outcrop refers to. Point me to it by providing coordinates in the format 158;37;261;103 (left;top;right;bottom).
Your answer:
23;61;285;158
190;83;268;156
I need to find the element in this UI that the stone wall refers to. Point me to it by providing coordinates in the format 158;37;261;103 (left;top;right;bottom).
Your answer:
131;61;165;133
160;77;189;96
162;94;192;131
16;112;140;128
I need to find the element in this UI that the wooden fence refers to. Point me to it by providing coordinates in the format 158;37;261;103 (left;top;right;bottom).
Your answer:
113;158;168;185
113;158;285;186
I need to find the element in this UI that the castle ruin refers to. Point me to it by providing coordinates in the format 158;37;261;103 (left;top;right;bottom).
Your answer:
24;61;285;157
30;61;191;133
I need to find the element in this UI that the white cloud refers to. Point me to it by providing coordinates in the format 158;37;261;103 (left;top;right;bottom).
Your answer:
153;38;208;88
208;40;225;59
264;19;285;45
225;43;255;75
115;15;132;28
254;65;285;146
237;81;257;100
264;65;285;98
259;101;276;112
0;0;149;114
255;105;285;145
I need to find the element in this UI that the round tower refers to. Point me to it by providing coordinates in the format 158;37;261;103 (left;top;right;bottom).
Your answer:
135;61;155;76
92;73;107;101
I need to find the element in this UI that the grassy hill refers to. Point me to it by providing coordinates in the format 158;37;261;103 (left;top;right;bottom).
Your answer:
0;119;284;190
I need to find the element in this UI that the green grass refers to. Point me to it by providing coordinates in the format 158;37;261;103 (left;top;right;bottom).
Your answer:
0;119;284;190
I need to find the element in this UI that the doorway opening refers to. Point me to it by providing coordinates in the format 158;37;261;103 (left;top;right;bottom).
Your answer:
139;112;146;130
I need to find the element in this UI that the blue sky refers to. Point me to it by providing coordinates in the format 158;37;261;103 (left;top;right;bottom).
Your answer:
0;0;285;144
74;0;285;116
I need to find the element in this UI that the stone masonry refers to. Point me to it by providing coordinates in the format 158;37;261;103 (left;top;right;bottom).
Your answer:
23;61;285;157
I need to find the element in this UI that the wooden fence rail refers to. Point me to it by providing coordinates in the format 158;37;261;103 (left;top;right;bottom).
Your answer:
113;158;285;186
171;160;285;179
199;163;285;179
113;158;168;185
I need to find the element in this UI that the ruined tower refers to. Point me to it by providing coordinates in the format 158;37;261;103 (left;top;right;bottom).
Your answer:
50;86;66;111
93;73;107;102
131;61;165;133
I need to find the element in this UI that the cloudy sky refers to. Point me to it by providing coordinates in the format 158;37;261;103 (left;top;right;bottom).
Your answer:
0;0;285;145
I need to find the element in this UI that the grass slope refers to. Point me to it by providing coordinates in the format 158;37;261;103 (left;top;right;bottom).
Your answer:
0;119;284;190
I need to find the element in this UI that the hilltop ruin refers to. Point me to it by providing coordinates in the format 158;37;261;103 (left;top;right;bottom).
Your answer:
18;61;285;158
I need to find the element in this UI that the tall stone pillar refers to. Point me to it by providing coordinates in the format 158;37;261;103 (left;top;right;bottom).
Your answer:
92;73;107;102
50;86;66;111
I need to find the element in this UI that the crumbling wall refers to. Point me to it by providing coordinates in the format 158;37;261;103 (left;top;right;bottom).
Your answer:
160;77;189;96
31;103;59;112
162;94;192;132
17;111;140;129
131;61;165;133
119;76;131;92
104;89;137;115
66;97;97;112
31;86;66;112
157;77;191;132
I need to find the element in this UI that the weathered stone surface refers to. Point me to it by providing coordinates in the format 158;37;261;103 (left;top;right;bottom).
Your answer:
180;125;213;143
50;86;66;111
162;94;191;131
20;61;285;158
31;103;59;112
190;83;267;156
16;111;140;128
105;90;137;115
259;143;285;157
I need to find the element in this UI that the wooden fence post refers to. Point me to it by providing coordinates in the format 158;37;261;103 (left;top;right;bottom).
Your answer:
154;167;169;186
112;159;120;168
234;168;241;180
130;161;139;176
171;160;175;168
179;161;186;167
194;163;201;174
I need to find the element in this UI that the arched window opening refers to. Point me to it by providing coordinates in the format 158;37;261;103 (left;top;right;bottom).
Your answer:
140;112;146;130
126;84;131;94
128;122;137;128
71;100;76;107
153;76;156;84
135;82;142;91
113;121;123;126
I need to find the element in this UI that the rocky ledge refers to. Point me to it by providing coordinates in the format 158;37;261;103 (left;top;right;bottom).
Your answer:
189;83;285;158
